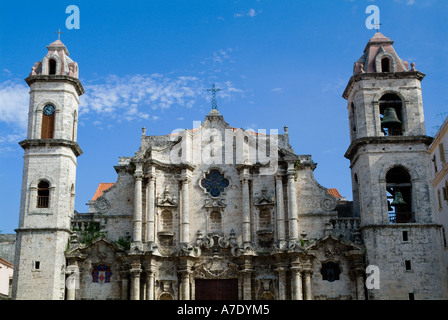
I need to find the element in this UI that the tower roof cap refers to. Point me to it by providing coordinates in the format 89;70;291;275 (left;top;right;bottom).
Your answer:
353;32;409;75
47;39;69;55
28;38;79;79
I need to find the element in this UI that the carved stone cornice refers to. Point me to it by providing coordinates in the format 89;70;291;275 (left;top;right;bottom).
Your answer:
25;74;85;96
19;139;83;157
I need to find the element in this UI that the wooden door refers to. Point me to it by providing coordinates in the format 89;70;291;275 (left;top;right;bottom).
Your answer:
195;279;238;300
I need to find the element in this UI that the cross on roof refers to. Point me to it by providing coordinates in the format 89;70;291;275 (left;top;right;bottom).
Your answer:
207;84;221;110
55;28;64;40
373;22;382;33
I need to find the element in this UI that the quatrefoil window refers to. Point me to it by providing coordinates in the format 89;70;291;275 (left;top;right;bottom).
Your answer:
200;169;230;197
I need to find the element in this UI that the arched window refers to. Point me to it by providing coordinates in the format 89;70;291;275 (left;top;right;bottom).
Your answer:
381;57;391;72
37;181;50;208
49;59;57;75
379;93;403;136
160;210;173;231
209;211;222;233
386;167;413;223
41;104;55;139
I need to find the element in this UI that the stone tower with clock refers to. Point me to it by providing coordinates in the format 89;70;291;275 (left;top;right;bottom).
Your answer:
11;39;84;300
343;33;447;299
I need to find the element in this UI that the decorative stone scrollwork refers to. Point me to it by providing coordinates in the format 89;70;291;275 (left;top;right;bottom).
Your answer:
200;233;231;250
193;255;239;279
157;187;178;207
320;196;337;212
177;243;201;257
254;187;275;207
231;243;257;257
94;196;110;214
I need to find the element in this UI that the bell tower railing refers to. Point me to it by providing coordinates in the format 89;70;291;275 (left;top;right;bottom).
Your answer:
388;212;414;224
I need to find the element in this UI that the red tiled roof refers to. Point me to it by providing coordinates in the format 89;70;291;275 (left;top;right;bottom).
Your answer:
0;257;13;268
327;188;342;198
91;183;114;201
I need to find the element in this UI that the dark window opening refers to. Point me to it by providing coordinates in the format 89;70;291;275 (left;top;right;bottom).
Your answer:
381;58;391;72
387;167;413;223
321;262;341;282
34;261;40;270
402;231;409;241
433;156;438;173
380;93;403;136
37;181;50;208
49;59;57;75
409;293;415;300
351;102;357;133
405;260;412;270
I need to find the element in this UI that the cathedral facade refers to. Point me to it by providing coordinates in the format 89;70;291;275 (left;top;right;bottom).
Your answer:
11;33;448;300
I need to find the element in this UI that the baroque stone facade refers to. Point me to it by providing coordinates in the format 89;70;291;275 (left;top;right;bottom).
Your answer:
11;33;448;300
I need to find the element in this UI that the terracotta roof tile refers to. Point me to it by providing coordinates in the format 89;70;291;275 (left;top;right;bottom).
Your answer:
327;188;342;198
91;183;114;201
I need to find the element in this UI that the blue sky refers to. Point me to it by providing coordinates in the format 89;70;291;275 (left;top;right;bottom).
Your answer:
0;0;447;233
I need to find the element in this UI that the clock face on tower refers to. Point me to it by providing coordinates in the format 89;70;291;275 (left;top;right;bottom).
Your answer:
43;105;55;116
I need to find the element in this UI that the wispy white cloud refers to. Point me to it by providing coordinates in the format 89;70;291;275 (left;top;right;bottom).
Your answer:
0;133;25;144
234;8;261;18
394;0;416;5
80;73;206;119
0;71;244;132
82;75;244;119
321;77;346;94
0;81;29;129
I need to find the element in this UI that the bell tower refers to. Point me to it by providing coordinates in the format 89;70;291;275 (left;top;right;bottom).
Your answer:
343;33;447;299
11;39;84;300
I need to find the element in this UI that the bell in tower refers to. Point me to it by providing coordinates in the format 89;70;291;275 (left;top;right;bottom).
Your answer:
390;190;407;207
381;107;402;135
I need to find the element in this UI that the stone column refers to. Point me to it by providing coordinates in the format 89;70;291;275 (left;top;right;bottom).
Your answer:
290;261;303;300
243;272;252;300
238;273;243;300
303;270;313;300
190;273;195;300
287;164;298;242
275;175;286;246
133;163;143;244
181;170;191;245
65;263;79;300
275;265;287;300
145;268;155;300
120;271;129;300
241;259;253;300
130;263;142;300
241;170;251;245
356;271;366;300
146;170;155;244
179;270;191;300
